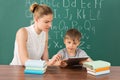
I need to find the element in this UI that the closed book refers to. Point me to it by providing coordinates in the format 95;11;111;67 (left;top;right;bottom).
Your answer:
24;69;46;75
87;70;110;76
25;60;47;67
25;66;47;71
83;60;111;70
87;66;110;72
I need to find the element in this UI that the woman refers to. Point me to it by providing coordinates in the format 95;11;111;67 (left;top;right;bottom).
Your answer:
10;3;54;66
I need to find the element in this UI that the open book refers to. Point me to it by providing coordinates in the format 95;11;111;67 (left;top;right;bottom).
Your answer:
64;57;88;66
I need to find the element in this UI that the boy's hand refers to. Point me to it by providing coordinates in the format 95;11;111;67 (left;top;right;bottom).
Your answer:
49;54;62;65
60;60;68;68
52;54;61;61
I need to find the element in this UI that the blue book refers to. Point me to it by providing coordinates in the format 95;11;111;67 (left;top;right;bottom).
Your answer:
24;69;46;75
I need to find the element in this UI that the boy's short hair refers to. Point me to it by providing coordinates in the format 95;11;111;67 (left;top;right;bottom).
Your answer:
64;28;82;41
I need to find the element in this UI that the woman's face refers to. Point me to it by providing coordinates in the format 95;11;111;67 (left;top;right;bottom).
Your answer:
36;14;53;32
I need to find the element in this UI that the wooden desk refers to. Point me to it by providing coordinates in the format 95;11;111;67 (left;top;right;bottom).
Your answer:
0;65;120;80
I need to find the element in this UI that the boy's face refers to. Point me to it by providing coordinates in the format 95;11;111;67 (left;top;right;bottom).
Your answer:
64;38;80;52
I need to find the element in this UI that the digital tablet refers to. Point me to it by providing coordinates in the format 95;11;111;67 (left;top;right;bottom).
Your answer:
64;57;88;66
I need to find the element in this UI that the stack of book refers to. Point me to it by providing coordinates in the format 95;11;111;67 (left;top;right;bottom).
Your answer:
83;60;111;76
24;60;47;75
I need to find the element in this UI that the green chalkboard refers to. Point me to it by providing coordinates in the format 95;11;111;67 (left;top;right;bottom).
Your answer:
0;0;120;65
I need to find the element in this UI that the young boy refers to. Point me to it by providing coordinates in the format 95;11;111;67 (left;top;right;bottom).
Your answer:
51;28;92;67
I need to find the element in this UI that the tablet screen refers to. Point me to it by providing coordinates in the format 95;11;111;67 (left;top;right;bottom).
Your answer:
64;57;88;66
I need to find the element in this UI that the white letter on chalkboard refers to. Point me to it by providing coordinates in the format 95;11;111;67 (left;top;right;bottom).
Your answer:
71;0;76;7
52;0;59;7
63;0;70;8
64;9;69;18
54;9;57;18
72;21;78;27
77;9;82;19
84;20;91;31
53;41;59;48
81;0;86;8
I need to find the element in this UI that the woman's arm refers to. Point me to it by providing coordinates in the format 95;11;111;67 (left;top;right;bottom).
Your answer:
41;32;49;61
16;28;29;65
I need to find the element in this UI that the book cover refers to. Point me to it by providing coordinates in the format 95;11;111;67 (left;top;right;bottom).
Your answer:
87;66;110;72
87;70;110;76
25;66;47;71
25;60;47;67
24;69;46;75
83;60;111;70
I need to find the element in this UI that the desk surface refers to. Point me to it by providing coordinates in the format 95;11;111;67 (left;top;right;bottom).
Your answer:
0;65;120;80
